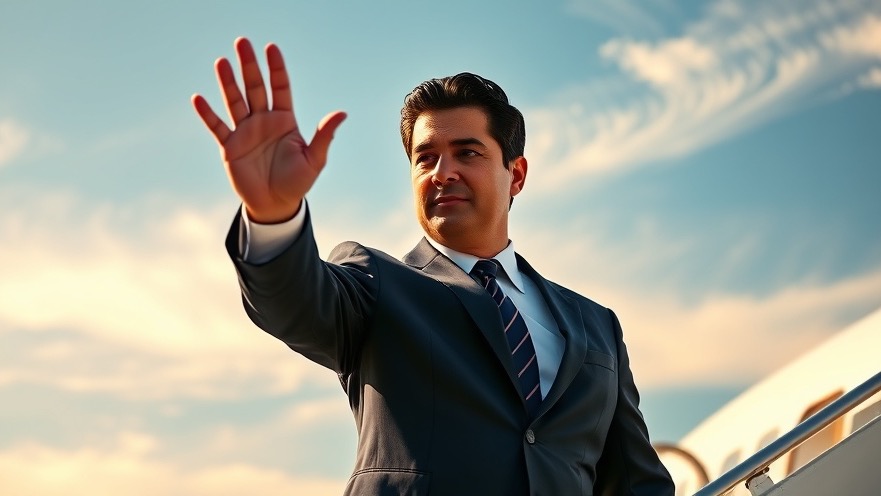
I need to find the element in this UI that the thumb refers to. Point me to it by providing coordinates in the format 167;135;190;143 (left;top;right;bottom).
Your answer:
307;111;347;167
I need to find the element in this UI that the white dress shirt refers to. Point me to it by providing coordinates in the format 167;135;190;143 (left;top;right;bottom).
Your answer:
240;201;565;398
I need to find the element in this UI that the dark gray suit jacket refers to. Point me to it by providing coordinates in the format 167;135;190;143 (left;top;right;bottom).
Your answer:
226;211;673;495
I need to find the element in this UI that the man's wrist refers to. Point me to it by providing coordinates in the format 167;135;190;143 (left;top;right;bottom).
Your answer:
244;200;303;225
241;199;307;263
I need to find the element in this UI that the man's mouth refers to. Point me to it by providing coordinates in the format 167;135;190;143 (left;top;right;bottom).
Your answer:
433;195;466;207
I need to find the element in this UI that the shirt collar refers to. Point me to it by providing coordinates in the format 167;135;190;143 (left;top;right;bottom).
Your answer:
425;237;526;294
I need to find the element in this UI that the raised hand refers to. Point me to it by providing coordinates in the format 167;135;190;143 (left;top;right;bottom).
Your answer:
192;37;346;223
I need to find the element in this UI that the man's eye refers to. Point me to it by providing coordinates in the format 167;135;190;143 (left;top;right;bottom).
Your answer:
460;149;479;158
415;154;435;166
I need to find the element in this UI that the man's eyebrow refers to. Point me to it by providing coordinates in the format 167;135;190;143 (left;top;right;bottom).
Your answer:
412;137;487;155
450;137;487;149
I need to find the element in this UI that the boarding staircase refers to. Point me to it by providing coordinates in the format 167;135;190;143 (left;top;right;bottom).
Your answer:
693;370;881;496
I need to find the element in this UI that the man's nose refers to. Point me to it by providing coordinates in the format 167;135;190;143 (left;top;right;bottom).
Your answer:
431;155;459;185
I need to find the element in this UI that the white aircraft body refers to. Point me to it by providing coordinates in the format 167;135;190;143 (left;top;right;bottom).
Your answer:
657;307;881;495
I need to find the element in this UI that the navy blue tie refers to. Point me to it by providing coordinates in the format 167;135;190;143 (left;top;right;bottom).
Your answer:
472;259;542;417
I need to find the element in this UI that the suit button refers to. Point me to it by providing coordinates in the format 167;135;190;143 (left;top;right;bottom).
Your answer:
525;429;535;444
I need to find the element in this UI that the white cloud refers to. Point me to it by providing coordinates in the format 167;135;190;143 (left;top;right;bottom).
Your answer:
822;14;881;58
600;37;719;88
618;268;881;388
0;439;345;496
182;397;355;471
565;0;670;37
858;67;881;89
0;189;336;400
526;0;881;191
0;119;29;167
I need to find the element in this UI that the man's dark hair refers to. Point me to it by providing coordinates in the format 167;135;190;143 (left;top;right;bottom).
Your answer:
400;73;526;169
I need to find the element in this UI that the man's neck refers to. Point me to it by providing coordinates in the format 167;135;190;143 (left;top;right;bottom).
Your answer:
425;236;525;293
424;233;509;260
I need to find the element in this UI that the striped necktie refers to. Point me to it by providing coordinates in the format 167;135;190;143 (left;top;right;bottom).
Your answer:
471;259;542;417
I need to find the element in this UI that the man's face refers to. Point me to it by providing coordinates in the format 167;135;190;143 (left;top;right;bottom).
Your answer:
409;106;526;258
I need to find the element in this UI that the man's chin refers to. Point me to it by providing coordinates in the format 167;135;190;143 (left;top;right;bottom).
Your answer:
428;215;466;230
422;216;470;240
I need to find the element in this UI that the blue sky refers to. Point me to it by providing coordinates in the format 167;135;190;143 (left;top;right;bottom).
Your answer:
1;0;880;493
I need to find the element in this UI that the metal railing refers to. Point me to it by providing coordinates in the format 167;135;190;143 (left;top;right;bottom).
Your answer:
693;369;881;496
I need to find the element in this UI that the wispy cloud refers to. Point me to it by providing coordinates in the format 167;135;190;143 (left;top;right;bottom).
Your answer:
527;0;881;191
857;67;881;89
0;119;29;167
821;13;881;57
619;268;881;388
0;438;345;496
0;189;330;400
565;0;674;37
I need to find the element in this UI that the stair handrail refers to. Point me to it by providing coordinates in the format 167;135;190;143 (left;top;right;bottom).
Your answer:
692;369;881;496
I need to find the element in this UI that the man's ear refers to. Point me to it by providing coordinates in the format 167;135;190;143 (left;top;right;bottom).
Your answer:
509;156;527;197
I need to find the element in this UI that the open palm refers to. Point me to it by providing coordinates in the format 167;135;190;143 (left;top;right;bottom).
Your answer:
192;38;346;224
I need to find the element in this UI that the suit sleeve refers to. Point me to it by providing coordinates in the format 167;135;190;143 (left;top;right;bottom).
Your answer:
225;209;379;375
594;309;675;495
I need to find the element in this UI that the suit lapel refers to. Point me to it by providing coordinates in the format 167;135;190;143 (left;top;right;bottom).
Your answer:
403;240;592;418
403;239;525;402
516;254;588;418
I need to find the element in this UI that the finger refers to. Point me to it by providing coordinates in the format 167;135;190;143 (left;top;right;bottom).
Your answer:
216;57;249;125
235;37;269;114
191;94;232;144
306;111;347;167
266;43;292;112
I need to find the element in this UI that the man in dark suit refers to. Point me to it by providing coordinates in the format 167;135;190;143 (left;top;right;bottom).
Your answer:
193;37;674;495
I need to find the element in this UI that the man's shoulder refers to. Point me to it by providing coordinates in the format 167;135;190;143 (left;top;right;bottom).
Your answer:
328;241;398;264
546;278;610;313
327;240;421;273
518;254;609;313
521;262;618;331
